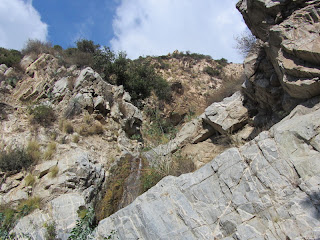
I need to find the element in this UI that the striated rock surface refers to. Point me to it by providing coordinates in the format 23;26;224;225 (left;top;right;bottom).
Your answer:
93;99;320;240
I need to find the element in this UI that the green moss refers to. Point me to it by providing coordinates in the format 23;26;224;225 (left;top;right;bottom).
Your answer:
95;155;132;221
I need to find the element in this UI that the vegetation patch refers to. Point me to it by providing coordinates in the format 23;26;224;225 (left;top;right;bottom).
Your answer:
0;47;22;68
28;104;56;127
49;165;59;178
0;147;34;172
44;222;58;240
44;142;57;160
95;155;132;221
140;151;195;193
0;197;41;239
24;174;36;187
69;207;96;240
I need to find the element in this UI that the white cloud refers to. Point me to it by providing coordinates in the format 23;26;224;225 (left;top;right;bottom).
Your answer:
0;0;48;50
111;0;247;63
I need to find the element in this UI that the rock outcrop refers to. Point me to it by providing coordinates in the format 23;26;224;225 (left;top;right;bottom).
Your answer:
93;98;320;240
90;1;320;239
238;0;320;117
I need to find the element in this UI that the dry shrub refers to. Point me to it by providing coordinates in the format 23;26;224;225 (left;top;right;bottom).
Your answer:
206;73;245;105
26;140;41;162
28;104;56;127
21;39;52;57
24;174;36;186
44;142;57;160
72;134;80;143
49;165;59;178
63;121;74;134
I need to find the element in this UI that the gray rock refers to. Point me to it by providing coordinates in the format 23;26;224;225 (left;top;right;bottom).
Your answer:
204;91;248;134
13;193;86;240
238;0;320;100
92;102;320;240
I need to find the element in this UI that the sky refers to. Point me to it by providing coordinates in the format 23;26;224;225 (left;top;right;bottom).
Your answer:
0;0;247;63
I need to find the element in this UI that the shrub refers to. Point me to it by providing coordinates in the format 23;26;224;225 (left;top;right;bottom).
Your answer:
76;39;100;54
72;134;80;143
215;58;228;66
24;174;36;186
17;197;41;216
26;140;41;162
69;207;96;240
44;222;58;240
63;121;74;134
235;30;257;57
204;66;220;77
49;165;59;178
0;47;22;68
44;142;57;160
0;197;41;238
95;155;132;221
28;104;56;126
0;148;34;172
21;39;52;56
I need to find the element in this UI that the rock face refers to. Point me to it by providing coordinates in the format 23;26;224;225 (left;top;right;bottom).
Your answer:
238;0;320;115
93;99;320;240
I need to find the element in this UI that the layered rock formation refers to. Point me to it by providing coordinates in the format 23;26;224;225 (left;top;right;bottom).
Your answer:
238;0;320;124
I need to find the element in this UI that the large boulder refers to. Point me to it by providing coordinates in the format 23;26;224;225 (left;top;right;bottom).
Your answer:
204;91;248;134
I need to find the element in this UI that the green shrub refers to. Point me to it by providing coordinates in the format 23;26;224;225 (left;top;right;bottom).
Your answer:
68;207;96;240
0;47;22;67
28;104;56;126
0;148;34;172
216;58;228;66
76;39;100;54
44;222;58;240
204;66;221;77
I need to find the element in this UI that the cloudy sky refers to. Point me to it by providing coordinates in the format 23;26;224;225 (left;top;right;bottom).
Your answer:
0;0;247;63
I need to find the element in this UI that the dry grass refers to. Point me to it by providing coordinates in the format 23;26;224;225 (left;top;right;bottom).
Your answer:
59;119;74;134
72;134;80;143
44;142;57;160
49;165;59;178
206;73;245;105
24;174;36;186
26;140;41;162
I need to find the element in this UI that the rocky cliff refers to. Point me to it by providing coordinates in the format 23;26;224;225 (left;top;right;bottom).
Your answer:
1;0;320;239
91;1;320;239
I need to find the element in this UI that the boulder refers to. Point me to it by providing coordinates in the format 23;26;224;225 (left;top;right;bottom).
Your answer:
204;91;248;134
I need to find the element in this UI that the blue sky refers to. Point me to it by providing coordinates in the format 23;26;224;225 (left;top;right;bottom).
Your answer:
32;0;118;49
0;0;247;63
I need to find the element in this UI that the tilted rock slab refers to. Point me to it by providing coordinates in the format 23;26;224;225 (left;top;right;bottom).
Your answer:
204;91;248;134
93;102;320;239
